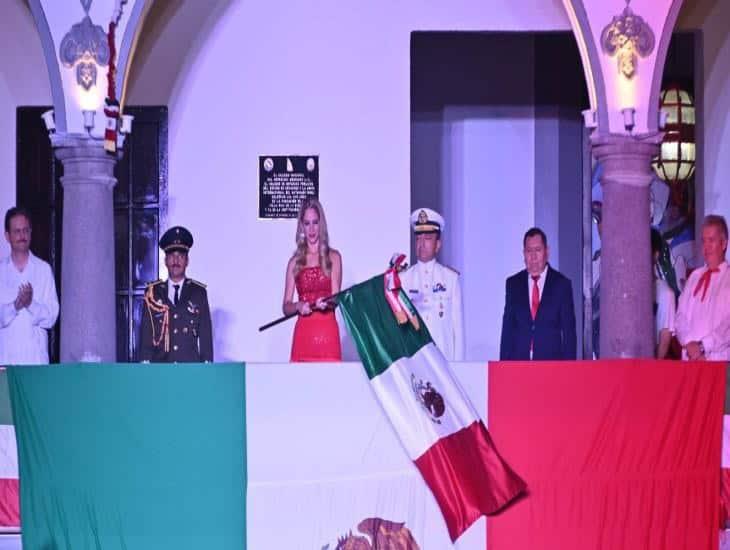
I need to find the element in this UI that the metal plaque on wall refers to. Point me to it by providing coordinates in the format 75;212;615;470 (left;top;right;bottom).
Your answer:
258;155;319;218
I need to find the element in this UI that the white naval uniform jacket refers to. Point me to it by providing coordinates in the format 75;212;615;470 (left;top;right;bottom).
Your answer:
400;259;465;360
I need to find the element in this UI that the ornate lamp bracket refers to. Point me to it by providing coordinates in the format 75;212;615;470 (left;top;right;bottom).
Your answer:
600;0;655;79
59;1;110;90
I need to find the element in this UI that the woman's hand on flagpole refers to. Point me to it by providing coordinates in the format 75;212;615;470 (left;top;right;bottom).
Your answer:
297;301;312;316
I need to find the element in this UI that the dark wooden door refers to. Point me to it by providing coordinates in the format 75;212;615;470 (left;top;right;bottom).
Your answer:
15;107;64;362
16;106;168;362
113;106;168;362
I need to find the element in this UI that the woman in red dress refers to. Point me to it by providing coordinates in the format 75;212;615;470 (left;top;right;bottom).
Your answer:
283;198;342;361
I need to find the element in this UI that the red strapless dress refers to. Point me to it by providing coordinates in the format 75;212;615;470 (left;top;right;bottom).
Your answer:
290;266;342;362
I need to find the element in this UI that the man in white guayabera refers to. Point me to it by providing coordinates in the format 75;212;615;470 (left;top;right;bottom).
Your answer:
0;207;59;365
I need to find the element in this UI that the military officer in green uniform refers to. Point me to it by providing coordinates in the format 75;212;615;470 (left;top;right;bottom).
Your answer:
139;226;213;362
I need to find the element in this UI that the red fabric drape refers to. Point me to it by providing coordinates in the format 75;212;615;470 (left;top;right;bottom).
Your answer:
487;360;724;550
0;478;19;527
721;467;730;526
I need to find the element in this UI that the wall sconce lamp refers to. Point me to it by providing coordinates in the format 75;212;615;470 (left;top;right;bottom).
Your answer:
82;109;95;133
582;109;598;129
41;109;56;133
621;107;635;133
115;114;135;151
658;109;669;129
120;114;134;134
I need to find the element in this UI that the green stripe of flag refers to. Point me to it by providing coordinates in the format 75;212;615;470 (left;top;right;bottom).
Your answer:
339;275;432;379
0;371;13;425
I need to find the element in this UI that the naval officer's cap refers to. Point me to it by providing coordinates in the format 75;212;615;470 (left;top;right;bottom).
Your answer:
410;208;444;235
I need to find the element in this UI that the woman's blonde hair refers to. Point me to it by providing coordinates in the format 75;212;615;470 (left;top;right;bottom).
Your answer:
293;197;332;276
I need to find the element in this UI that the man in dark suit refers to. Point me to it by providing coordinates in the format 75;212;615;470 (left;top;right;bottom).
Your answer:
139;226;213;362
499;227;576;360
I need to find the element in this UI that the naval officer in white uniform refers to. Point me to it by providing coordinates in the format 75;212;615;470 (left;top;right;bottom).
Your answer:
400;208;465;360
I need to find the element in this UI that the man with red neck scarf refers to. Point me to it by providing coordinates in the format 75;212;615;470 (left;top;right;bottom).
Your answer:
675;214;730;360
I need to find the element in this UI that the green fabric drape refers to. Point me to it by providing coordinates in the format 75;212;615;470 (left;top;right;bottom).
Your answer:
8;363;246;550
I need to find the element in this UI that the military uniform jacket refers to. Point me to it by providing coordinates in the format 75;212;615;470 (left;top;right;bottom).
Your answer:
139;278;213;363
400;259;465;360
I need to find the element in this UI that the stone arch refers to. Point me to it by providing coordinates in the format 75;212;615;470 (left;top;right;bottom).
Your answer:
647;0;685;133
25;0;63;129
563;0;610;131
123;0;236;110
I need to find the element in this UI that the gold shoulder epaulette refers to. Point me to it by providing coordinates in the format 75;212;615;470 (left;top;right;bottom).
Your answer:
443;264;460;276
188;278;207;289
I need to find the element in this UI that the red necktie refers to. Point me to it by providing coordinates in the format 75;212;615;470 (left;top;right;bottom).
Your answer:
693;268;719;301
531;275;540;319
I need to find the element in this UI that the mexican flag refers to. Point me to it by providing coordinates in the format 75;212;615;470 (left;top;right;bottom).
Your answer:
338;274;526;541
0;369;19;529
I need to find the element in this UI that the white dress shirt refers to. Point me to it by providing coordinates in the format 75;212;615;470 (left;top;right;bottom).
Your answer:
675;260;730;360
654;278;676;343
526;265;548;359
167;278;185;304
0;253;59;365
400;259;464;361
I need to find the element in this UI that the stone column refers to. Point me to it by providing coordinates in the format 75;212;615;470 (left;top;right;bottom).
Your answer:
592;133;662;358
55;140;117;362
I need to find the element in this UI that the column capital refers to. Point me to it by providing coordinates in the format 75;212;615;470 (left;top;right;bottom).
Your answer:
591;131;664;150
591;132;663;188
55;141;118;190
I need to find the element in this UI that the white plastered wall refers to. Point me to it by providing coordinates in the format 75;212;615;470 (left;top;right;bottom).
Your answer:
0;0;52;257
125;0;569;362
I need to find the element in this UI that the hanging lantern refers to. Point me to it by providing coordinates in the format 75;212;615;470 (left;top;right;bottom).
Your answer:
652;86;696;188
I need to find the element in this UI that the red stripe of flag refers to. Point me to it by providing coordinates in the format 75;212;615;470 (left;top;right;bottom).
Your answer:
413;420;526;541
